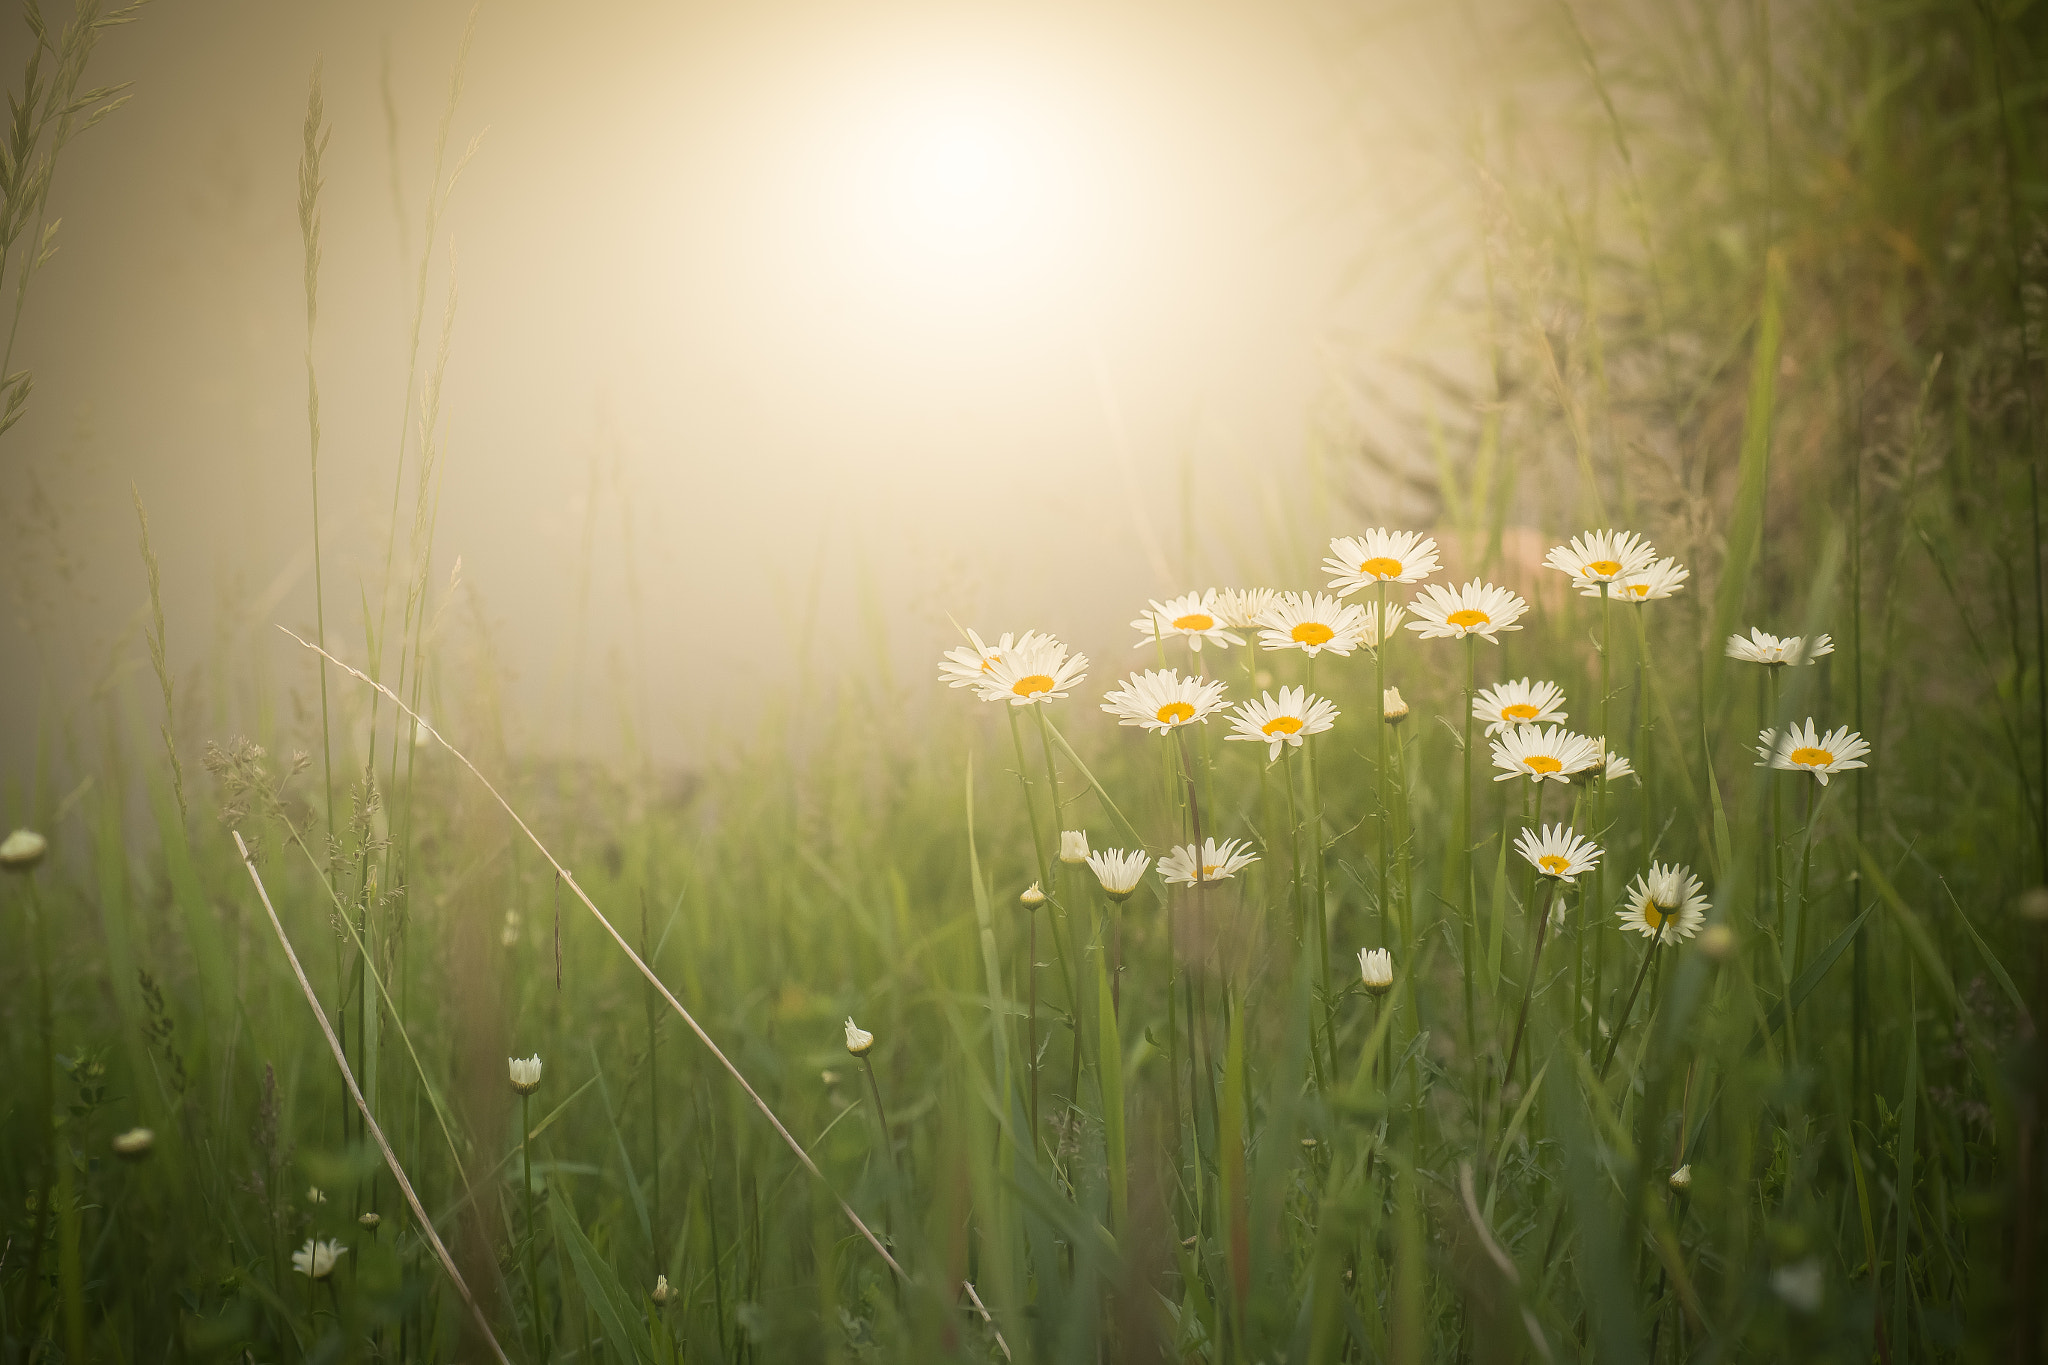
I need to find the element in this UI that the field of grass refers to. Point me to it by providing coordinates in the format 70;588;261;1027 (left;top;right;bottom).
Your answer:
4;0;2048;1361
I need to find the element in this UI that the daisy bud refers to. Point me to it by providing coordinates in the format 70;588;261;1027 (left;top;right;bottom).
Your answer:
1696;924;1737;962
1020;881;1046;910
844;1017;875;1057
651;1273;674;1306
111;1128;154;1161
0;828;47;873
1669;1163;1692;1193
359;1211;381;1228
2017;887;2048;923
1059;830;1091;864
508;1054;544;1094
307;1186;328;1205
1382;687;1408;724
1358;947;1394;996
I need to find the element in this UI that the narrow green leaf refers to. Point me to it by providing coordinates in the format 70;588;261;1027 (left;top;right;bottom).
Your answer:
1097;953;1126;1234
1705;251;1784;714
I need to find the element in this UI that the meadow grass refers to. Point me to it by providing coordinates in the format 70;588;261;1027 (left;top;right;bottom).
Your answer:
4;0;2048;1361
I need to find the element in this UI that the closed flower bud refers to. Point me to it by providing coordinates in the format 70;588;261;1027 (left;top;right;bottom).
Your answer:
1020;881;1046;909
1696;924;1737;962
844;1017;875;1057
111;1128;154;1161
651;1273;674;1306
307;1186;328;1205
1382;687;1409;724
508;1054;544;1094
359;1211;382;1229
1358;947;1394;996
0;828;47;873
1669;1163;1692;1193
1059;830;1091;864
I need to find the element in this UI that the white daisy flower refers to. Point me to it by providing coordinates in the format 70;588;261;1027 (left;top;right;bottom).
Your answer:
1406;579;1529;642
1059;830;1091;864
1085;848;1153;902
1323;530;1442;595
1101;669;1229;733
1355;601;1406;650
1585;557;1689;603
1255;592;1372;657
1215;588;1282;630
1131;590;1246;652
508;1055;543;1094
1383;687;1409;723
1617;862;1709;944
1514;824;1602;881
976;634;1091;706
938;629;1043;690
1755;719;1870;785
1472;678;1569;736
1224;686;1339;760
1158;837;1260;886
293;1239;346;1280
1586;746;1635;783
1490;724;1603;783
1725;627;1834;666
1543;529;1658;586
843;1017;875;1056
1358;947;1393;995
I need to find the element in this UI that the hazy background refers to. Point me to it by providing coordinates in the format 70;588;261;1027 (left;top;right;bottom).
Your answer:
1;0;1511;776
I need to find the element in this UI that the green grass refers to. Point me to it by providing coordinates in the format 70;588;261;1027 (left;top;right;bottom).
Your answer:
5;0;2048;1361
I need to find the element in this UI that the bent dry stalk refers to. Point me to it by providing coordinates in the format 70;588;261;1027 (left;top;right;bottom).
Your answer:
280;628;909;1285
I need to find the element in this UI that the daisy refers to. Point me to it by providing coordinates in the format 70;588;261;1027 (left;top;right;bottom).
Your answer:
1131;590;1246;652
1755;719;1870;785
1255;592;1372;657
508;1055;543;1094
1158;837;1260;886
1543;530;1658;587
293;1239;346;1280
1323;529;1441;595
1085;848;1152;902
1101;669;1229;733
1725;627;1834;666
1472;678;1569;736
1588;746;1636;783
1059;830;1091;864
1225;686;1338;760
937;629;1041;689
1490;724;1603;783
1586;557;1689;603
1215;588;1281;630
1617;863;1709;944
1514;824;1602;882
977;634;1091;706
1358;947;1393;995
843;1018;874;1056
1355;601;1406;650
1406;579;1529;642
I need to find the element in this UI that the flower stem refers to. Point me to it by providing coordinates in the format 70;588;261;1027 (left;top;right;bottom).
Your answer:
523;1092;545;1363
1592;584;1611;1058
1599;938;1661;1079
1461;635;1478;1097
1376;580;1391;945
862;1054;897;1174
1501;879;1560;1104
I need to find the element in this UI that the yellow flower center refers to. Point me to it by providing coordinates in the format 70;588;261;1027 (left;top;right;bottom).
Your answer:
1359;556;1403;578
1262;715;1304;737
1202;864;1222;877
980;656;999;672
1788;746;1834;768
1291;622;1335;646
1623;583;1650;598
1524;755;1563;774
1538;854;1571;875
1156;701;1196;725
1446;608;1490;629
1011;674;1055;697
1502;703;1541;721
1642;901;1673;930
1586;559;1622;577
1172;612;1215;631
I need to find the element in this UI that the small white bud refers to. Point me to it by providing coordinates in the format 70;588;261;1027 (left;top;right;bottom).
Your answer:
359;1211;382;1228
1358;947;1394;996
1382;687;1409;724
307;1186;327;1205
111;1128;154;1160
1059;830;1091;864
1020;881;1046;909
651;1273;674;1306
1697;924;1737;962
0;828;47;873
508;1054;544;1094
2018;887;2048;923
1668;1163;1692;1193
844;1017;874;1057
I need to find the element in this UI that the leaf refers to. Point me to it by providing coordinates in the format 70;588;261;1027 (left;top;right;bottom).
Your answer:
1097;952;1126;1233
1704;249;1784;714
1938;878;2029;1022
1750;902;1877;1052
550;1191;656;1363
1219;1000;1249;1316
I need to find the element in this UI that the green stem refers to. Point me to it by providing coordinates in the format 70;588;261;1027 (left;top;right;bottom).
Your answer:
1376;580;1391;945
1599;939;1661;1079
1462;635;1478;1091
1592;584;1611;1058
523;1091;545;1363
1501;879;1562;1120
21;872;53;1365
